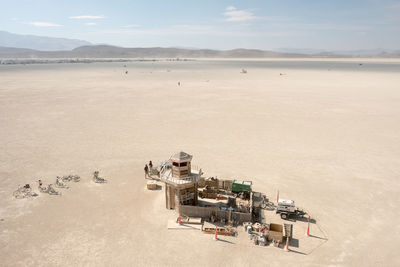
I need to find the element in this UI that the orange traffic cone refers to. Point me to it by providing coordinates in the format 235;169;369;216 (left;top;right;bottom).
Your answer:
284;236;289;251
306;215;310;236
213;229;218;241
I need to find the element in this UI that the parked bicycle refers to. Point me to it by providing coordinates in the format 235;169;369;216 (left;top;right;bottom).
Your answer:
93;171;107;183
38;180;60;195
55;176;69;189
13;184;36;199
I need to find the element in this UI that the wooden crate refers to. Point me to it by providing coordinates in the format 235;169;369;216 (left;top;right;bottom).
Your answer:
147;181;157;190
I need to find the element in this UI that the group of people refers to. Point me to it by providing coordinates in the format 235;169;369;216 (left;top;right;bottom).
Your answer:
144;160;153;179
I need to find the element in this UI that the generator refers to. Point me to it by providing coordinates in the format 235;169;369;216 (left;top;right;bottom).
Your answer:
276;199;306;220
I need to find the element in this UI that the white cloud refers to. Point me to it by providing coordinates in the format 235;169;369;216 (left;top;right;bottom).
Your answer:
85;22;97;26
69;15;105;19
123;24;140;28
223;6;257;22
26;21;62;27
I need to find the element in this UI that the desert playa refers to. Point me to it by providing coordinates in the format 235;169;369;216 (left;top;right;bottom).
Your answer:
1;59;400;266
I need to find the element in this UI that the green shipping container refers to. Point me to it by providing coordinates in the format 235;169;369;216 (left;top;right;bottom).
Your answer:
232;180;252;193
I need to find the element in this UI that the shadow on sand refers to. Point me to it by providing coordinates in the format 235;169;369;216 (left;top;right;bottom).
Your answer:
288;249;307;255
309;234;328;241
216;238;235;244
293;216;317;224
289;238;299;248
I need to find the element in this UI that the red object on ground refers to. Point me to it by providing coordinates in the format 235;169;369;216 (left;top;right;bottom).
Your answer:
284;236;289;251
306;215;310;236
178;216;182;225
214;229;218;240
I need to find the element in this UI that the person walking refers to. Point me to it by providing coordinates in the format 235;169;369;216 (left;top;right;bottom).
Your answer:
144;164;149;179
149;160;153;170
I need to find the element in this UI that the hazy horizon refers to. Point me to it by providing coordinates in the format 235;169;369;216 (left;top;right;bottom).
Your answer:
2;29;400;54
1;0;400;51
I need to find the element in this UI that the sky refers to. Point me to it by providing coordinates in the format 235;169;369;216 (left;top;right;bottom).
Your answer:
1;0;400;51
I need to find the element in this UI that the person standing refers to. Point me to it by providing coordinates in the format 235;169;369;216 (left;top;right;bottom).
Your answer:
149;160;153;170
144;164;149;179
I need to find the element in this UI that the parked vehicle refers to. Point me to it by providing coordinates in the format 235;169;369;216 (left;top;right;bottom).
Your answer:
276;199;306;219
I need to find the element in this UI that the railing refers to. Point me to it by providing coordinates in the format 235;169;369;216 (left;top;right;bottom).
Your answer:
158;159;202;185
160;171;200;184
163;175;200;185
192;165;200;171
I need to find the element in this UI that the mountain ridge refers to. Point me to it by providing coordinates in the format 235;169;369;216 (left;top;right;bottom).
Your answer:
0;31;92;51
1;31;399;58
0;44;399;59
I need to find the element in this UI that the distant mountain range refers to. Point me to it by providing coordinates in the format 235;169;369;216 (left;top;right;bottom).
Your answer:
277;47;400;57
0;45;309;58
0;31;399;58
0;31;91;51
1;45;399;59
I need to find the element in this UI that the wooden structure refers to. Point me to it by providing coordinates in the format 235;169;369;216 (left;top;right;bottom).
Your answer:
161;152;200;210
202;222;236;236
268;223;284;244
165;183;198;209
147;181;157;190
171;151;192;178
180;205;252;224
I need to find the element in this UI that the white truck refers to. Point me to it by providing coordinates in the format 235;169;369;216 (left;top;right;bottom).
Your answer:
276;199;306;220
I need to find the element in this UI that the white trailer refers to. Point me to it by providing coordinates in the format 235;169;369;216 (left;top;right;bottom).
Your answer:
276;199;306;220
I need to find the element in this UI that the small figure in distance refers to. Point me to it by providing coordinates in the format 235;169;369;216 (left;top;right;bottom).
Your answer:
144;164;149;179
178;81;181;86
149;160;153;170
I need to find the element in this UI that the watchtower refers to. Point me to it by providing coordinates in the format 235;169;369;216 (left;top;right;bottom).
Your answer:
160;151;201;210
171;151;192;178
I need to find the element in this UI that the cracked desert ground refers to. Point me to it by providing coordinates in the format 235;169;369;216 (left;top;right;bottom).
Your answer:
1;59;399;266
